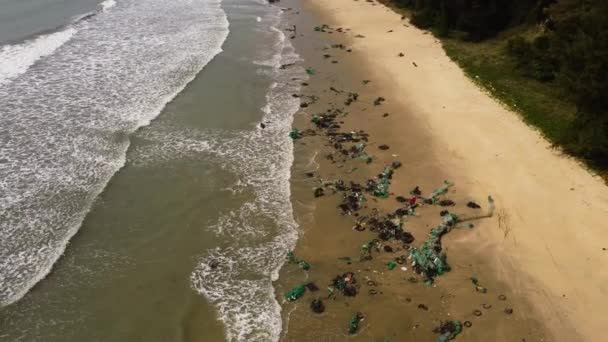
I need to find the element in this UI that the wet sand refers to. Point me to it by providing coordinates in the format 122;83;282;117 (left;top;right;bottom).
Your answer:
277;3;545;341
275;0;608;340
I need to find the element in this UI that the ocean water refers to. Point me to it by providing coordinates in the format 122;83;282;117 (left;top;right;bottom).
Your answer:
0;0;303;340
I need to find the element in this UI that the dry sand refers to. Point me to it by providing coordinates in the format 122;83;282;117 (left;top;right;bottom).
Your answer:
279;0;608;340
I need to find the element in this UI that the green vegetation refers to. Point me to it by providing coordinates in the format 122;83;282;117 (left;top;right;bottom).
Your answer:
383;0;608;176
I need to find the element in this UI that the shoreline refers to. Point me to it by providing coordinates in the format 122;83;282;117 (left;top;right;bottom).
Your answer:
278;0;608;340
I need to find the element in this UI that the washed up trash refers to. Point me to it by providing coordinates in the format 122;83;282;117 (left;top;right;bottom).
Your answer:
314;187;324;198
366;165;397;199
438;199;455;207
427;181;454;204
433;321;463;342
285;284;306;301
331;272;357;297
391;161;402;169
410;186;422;196
418;304;428;311
289;129;301;140
348;312;364;335
310;299;325;313
408;213;459;283
470;277;487;293
373;97;385;106
338;187;367;215
504;308;513;315
305;282;319;292
306;68;314;75
286;252;311;270
360;239;380;260
467;201;481;209
387;261;397;270
378;144;390;150
314;24;330;32
344;92;359;106
363;79;371;84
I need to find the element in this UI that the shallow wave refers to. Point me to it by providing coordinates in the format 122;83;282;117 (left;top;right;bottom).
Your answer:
191;12;305;341
131;5;306;337
0;0;229;306
0;28;76;85
100;0;117;12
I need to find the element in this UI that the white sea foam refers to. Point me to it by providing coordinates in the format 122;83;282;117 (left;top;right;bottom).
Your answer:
0;28;76;86
100;0;117;12
129;4;306;338
0;0;229;307
191;9;306;340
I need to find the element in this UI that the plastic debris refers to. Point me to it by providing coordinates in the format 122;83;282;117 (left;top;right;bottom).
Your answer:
387;261;397;270
467;201;481;209
289;129;301;140
310;299;325;313
306;68;314;75
427;181;454;204
305;282;319;291
286;252;311;270
373;97;385;106
438;199;455;207
408;213;459;283
433;321;463;342
285;284;306;301
330;272;357;297
348;312;364;335
314;187;324;198
470;277;487;293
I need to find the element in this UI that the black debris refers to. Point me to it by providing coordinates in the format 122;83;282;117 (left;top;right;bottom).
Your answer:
310;299;325;313
438;199;455;207
305;282;320;292
467;201;481;209
314;187;324;197
373;97;385;106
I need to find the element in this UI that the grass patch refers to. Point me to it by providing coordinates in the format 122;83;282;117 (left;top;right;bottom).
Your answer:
378;1;608;179
441;33;576;143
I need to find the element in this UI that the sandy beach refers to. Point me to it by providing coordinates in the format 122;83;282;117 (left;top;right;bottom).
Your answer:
278;0;608;340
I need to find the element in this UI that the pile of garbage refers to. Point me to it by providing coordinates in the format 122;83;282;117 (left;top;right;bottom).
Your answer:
409;212;459;284
348;312;365;335
433;320;463;341
281;40;504;338
329;272;358;297
365;164;399;198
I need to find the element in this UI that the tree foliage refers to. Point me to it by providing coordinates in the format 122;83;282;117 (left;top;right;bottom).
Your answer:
397;0;608;165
